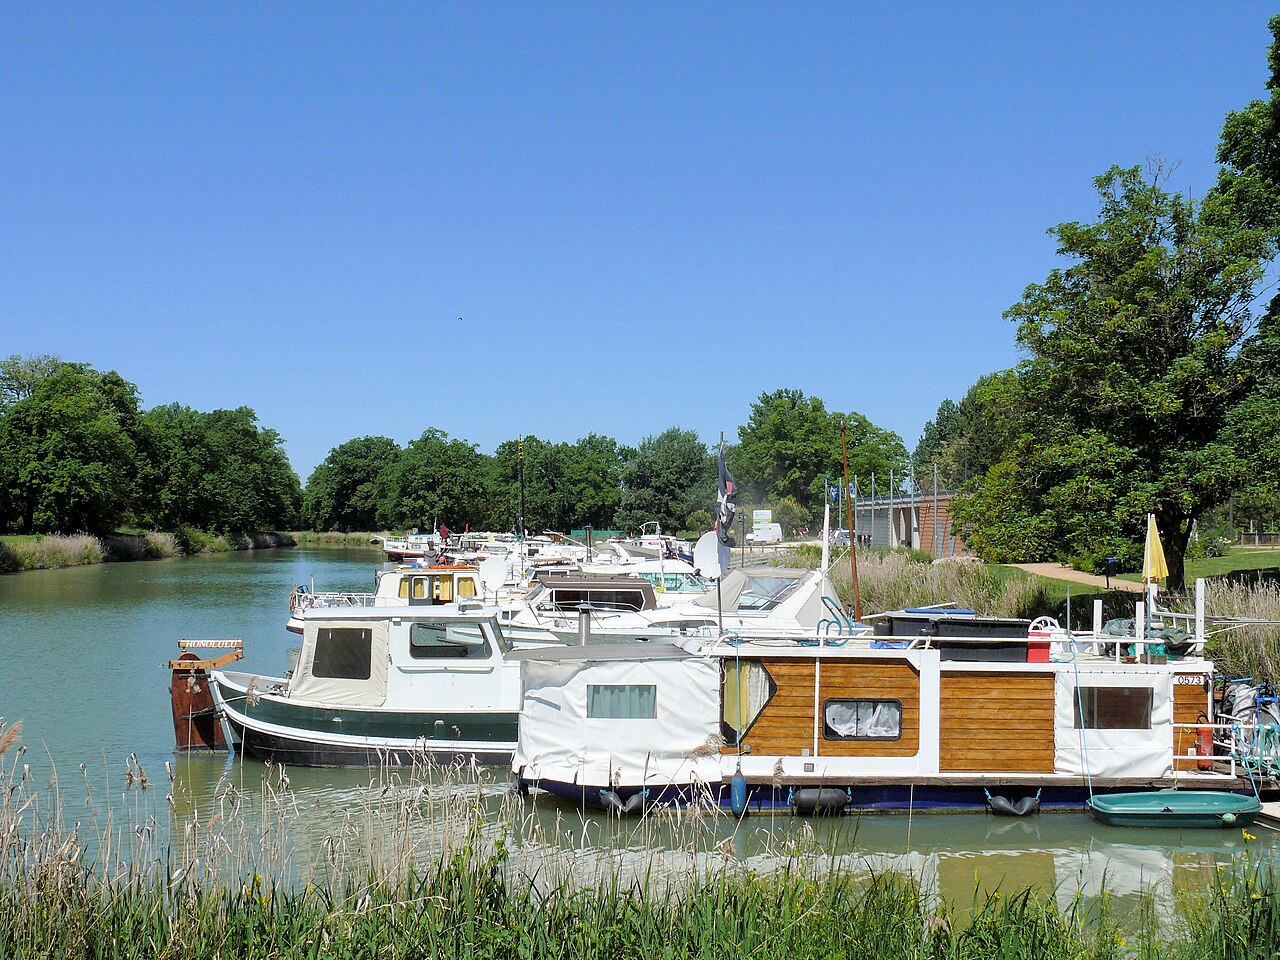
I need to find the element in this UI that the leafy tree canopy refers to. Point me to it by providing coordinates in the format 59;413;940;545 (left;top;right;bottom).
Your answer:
374;429;490;532
144;404;302;532
615;428;712;534
954;163;1278;587
0;364;145;533
734;388;908;508
302;436;401;532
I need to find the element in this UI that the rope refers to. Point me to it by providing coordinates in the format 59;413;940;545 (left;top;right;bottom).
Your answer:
1069;635;1094;799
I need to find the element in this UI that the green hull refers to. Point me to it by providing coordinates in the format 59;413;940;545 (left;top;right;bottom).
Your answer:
1088;790;1261;828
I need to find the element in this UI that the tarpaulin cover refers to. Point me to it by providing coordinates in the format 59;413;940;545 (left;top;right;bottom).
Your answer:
515;655;722;789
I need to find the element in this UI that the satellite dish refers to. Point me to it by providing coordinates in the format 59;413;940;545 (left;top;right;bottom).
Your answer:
693;531;722;579
478;556;507;600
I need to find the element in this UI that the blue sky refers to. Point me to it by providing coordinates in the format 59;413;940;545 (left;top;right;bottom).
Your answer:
2;2;1275;478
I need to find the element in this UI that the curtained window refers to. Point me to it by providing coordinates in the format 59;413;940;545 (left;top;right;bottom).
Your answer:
823;699;902;741
587;684;657;719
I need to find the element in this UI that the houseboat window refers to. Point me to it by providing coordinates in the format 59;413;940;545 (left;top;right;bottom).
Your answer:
409;622;492;659
312;628;373;680
722;661;776;743
399;579;410;599
458;577;477;597
1074;686;1153;729
587;684;657;719
823;699;902;741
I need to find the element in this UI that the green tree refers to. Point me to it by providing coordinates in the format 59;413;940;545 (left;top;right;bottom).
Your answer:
772;495;809;538
915;372;1024;492
302;436;401;532
375;429;490;531
616;428;712;534
911;398;959;488
734;389;908;509
956;164;1276;587
0;354;62;411
144;404;302;531
0;364;145;532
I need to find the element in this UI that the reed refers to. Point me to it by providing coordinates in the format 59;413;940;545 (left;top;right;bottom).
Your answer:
1197;579;1280;683
825;551;1054;619
10;533;105;569
2;732;1278;959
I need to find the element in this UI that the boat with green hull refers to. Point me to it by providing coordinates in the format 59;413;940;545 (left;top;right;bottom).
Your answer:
211;605;525;767
1087;790;1261;828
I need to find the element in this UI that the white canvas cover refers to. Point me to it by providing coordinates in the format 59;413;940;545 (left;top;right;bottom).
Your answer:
515;655;722;789
289;619;389;707
1054;669;1172;779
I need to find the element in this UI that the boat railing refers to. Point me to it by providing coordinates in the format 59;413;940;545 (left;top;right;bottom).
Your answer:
1171;721;1247;780
289;589;377;613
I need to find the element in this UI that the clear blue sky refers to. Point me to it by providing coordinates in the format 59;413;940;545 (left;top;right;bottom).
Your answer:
3;3;1275;478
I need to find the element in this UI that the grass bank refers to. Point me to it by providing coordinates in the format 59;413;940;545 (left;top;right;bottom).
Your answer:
0;529;297;573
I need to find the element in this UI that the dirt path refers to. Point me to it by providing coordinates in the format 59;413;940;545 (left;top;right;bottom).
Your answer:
1007;562;1146;593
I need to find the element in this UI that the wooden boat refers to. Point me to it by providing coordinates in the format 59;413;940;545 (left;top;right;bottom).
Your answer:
1087;790;1261;828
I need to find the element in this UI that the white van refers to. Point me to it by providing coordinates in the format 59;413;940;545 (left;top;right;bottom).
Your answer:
746;522;783;544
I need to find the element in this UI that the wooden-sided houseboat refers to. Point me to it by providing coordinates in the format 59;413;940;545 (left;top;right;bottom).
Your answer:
512;582;1249;814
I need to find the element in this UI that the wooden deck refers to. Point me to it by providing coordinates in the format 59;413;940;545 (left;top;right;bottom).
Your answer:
1258;801;1280;830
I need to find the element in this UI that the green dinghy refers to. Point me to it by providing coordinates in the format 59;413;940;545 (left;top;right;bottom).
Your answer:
1087;790;1261;828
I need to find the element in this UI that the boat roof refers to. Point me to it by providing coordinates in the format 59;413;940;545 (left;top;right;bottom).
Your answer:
508;641;693;662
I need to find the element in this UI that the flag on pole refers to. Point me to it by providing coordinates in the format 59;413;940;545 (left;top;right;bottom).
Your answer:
715;446;738;546
1142;513;1168;583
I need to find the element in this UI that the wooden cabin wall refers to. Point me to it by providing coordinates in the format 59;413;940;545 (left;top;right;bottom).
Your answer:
817;661;920;757
939;671;1054;773
724;658;920;758
1172;674;1212;772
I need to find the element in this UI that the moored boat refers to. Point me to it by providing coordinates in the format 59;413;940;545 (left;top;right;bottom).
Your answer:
512;580;1261;814
1087;790;1261;828
212;605;523;766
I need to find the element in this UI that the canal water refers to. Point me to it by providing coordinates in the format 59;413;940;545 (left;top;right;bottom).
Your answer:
0;547;1274;914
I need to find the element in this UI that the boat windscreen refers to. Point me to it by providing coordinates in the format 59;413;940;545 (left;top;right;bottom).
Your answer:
735;576;803;611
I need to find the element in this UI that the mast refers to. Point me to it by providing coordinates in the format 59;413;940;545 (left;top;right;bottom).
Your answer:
840;419;862;622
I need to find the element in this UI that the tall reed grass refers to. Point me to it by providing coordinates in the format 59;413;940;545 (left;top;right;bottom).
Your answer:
826;551;1053;619
1197;579;1280;682
2;721;1276;959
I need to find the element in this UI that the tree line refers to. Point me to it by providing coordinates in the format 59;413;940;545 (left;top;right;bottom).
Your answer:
0;358;908;540
301;389;908;536
0;358;301;536
912;15;1280;590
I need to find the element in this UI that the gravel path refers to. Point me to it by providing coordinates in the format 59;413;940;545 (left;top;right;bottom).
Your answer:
1007;562;1146;593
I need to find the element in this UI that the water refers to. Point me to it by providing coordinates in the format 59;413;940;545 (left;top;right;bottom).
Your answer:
0;548;1274;913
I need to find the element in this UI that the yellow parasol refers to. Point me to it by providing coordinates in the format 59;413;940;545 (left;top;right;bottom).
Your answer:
1142;513;1168;583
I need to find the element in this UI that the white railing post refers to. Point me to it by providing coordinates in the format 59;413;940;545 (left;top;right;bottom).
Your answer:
1135;601;1145;661
1195;578;1206;651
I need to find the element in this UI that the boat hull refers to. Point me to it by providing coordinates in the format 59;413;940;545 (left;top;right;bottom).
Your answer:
1086;790;1262;828
213;673;517;768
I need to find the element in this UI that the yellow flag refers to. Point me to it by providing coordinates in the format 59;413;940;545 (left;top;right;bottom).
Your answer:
1142;513;1168;583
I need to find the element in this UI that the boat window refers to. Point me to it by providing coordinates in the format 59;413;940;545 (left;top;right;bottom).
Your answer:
823;699;902;741
587;684;657;719
412;578;428;600
737;576;802;612
399;579;410;599
722;661;776;743
549;588;646;613
1074;686;1153;730
312;628;373;680
458;576;477;598
409;622;492;660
